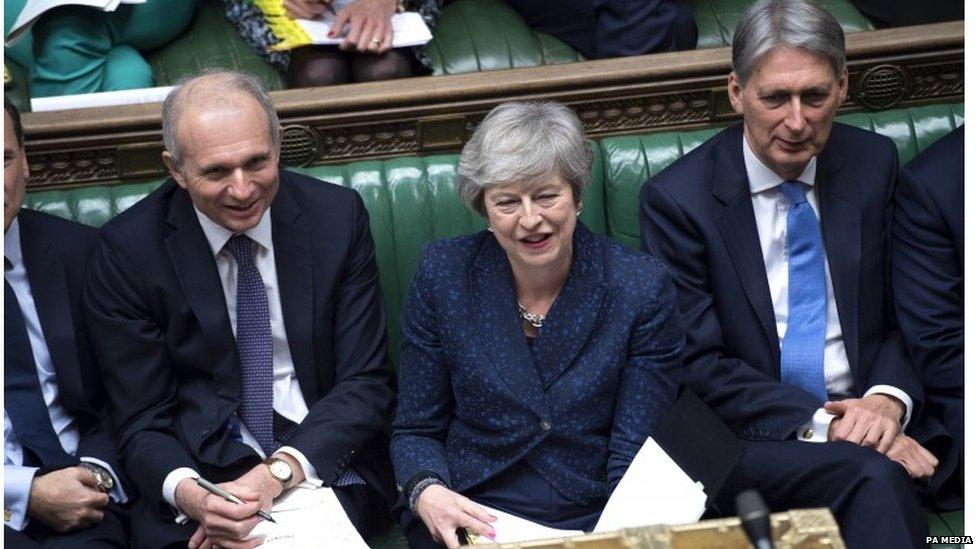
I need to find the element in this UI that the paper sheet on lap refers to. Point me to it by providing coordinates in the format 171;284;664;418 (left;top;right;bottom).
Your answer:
468;437;707;544
249;483;369;549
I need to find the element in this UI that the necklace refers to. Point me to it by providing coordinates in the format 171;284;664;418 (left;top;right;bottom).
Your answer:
518;302;545;328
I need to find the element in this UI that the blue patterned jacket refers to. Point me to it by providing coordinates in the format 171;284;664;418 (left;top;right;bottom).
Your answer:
390;223;682;506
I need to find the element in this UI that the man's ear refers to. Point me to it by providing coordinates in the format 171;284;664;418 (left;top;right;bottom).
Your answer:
162;151;187;189
837;67;849;102
727;71;745;115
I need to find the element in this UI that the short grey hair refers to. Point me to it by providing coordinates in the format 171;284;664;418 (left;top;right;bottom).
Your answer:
457;101;592;216
732;0;846;86
161;69;280;171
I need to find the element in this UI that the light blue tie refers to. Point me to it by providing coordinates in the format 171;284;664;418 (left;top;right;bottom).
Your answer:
779;181;828;402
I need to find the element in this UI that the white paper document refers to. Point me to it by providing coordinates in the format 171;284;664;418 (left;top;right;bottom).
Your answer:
295;9;432;49
248;483;369;549
467;437;706;544
30;85;174;112
7;0;144;46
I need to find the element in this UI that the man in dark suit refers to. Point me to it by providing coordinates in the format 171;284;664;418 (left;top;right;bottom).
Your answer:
83;71;397;548
639;1;954;546
3;98;129;547
892;126;964;508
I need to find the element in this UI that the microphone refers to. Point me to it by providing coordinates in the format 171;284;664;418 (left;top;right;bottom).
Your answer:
736;489;774;549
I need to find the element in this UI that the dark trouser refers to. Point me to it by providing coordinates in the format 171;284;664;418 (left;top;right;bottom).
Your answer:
333;482;395;540
713;440;928;549
5;503;129;549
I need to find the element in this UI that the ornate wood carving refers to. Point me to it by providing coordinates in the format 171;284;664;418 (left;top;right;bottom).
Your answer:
20;22;963;190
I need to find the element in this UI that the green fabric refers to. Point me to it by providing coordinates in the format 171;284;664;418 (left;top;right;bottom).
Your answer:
689;0;875;49
28;0;196;97
146;0;286;91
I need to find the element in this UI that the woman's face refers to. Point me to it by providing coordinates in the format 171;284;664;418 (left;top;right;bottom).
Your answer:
483;172;577;275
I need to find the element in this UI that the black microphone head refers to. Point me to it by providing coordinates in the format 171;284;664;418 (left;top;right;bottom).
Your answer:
736;489;773;548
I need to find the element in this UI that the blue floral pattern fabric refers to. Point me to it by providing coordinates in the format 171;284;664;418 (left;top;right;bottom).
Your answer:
390;223;683;507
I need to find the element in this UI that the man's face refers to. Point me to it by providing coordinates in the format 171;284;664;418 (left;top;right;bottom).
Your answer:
728;46;848;181
4;110;28;233
164;99;280;233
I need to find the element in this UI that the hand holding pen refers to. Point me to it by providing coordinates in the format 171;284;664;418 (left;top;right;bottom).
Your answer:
196;477;276;523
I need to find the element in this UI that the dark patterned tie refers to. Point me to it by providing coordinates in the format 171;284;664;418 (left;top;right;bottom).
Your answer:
4;279;79;470
225;235;276;455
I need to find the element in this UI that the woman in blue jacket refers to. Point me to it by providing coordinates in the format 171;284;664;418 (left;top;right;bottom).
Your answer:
391;101;684;548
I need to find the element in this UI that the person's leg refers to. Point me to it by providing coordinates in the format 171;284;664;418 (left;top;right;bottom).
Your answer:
4;526;42;549
28;504;128;549
4;0;33;68
333;483;393;540
714;440;928;549
350;49;415;83
288;47;351;87
112;0;197;50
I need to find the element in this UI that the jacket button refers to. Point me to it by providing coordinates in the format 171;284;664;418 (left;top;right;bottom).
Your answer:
802;429;814;440
540;420;552;432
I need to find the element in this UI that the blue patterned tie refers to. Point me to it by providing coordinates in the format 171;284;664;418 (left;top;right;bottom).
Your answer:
225;235;276;456
4;279;79;470
778;181;828;402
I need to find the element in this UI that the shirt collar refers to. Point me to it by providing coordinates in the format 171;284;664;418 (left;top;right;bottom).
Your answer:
5;216;23;269
742;135;817;194
194;206;273;257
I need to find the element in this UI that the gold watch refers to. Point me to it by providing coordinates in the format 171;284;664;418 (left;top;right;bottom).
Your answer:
264;456;294;490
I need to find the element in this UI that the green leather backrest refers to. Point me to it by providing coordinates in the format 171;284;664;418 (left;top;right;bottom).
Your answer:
601;102;964;248
24;142;607;366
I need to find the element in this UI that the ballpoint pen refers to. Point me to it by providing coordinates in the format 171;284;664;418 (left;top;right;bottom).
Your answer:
196;477;277;523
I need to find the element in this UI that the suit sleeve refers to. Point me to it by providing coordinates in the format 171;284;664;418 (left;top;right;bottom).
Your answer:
639;180;822;440
864;144;924;411
607;270;682;486
389;245;454;488
83;223;197;510
285;194;396;484
891;164;962;395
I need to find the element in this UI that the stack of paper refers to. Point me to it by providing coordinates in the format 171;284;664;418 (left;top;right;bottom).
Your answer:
467;437;706;544
249;483;370;549
6;0;146;46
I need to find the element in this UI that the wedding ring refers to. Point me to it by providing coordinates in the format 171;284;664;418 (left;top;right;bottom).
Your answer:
371;38;382;44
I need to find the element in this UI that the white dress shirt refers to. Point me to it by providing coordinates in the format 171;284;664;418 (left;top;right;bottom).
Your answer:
4;218;127;531
742;138;912;442
161;207;323;514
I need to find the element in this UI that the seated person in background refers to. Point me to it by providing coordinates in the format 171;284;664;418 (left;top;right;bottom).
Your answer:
847;0;963;28
504;0;696;59
391;101;684;549
5;0;197;97
83;71;397;547
224;0;442;87
892;125;964;508
3;97;129;547
639;0;957;546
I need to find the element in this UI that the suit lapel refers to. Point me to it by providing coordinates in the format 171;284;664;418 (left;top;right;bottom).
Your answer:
713;128;779;362
533;226;607;389
164;190;239;384
816;140;860;371
20;221;86;411
270;182;317;405
471;236;547;418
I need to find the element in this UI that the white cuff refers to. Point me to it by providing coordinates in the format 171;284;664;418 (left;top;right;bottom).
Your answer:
80;457;128;504
864;385;913;430
4;465;39;530
275;446;322;487
161;467;199;523
796;408;836;443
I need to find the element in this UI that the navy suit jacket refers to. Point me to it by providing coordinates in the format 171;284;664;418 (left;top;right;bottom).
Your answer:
892;126;963;397
84;171;397;545
639;123;925;441
391;224;683;507
15;209;123;478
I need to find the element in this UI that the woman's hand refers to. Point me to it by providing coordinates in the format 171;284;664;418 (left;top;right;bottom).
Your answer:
414;485;497;549
283;0;331;19
328;0;397;54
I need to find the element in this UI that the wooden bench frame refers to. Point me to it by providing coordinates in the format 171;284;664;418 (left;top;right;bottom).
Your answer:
21;21;962;191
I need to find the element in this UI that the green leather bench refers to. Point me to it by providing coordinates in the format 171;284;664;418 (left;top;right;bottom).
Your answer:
4;0;875;110
23;102;963;547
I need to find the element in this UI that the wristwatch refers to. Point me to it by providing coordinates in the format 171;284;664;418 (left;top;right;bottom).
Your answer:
79;462;115;493
264;456;294;490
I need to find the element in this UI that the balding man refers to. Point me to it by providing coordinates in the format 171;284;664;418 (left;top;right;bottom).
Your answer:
84;71;397;547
